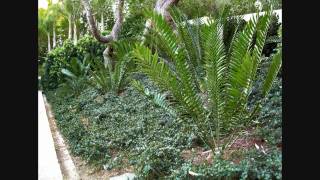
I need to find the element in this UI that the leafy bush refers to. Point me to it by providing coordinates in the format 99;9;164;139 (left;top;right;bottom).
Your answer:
60;56;91;96
41;36;106;91
76;34;106;60
119;12;146;40
41;40;78;90
133;8;281;156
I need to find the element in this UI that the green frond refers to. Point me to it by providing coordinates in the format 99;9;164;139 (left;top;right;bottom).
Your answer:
170;7;202;68
174;47;206;119
202;19;226;118
224;52;254;125
90;60;111;92
131;80;177;117
132;44;182;100
262;49;282;97
251;10;272;80
170;7;203;91
227;15;257;79
144;10;180;62
224;15;258;119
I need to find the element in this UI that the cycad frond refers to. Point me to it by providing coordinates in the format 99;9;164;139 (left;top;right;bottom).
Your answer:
90;60;111;92
144;10;180;62
133;44;182;100
174;47;205;119
262;49;282;97
225;16;257;116
225;53;254;126
251;10;272;80
131;80;177;117
202;19;226;118
170;7;202;68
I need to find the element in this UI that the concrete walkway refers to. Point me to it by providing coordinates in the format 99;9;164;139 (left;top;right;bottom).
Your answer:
38;91;63;180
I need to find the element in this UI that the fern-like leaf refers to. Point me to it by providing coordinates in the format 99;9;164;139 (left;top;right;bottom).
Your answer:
262;49;282;97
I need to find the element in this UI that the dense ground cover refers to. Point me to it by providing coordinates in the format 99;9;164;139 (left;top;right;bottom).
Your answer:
46;56;281;179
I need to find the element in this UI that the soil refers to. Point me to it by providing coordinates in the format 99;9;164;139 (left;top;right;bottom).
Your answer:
181;128;270;165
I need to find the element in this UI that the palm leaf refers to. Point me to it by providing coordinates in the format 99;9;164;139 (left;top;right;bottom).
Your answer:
262;49;282;97
131;80;177;117
202;18;226;119
251;10;272;81
144;10;180;63
133;44;182;101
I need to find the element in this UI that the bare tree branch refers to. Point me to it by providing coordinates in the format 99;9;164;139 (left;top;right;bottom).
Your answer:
142;0;180;41
81;0;124;43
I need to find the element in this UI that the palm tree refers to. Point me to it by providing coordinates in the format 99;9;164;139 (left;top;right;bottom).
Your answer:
61;0;74;39
39;8;53;52
47;3;62;48
133;8;282;156
60;0;82;44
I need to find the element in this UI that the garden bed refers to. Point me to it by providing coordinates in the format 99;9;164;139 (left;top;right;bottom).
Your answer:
45;72;282;179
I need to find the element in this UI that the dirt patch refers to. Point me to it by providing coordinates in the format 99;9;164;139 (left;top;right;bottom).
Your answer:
72;156;134;180
80;116;90;128
181;128;270;165
181;147;209;165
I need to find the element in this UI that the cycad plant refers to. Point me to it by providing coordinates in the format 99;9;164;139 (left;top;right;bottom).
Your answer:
132;8;282;155
60;56;91;96
89;40;135;94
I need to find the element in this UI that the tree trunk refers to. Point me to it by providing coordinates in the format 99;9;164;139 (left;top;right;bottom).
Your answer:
81;0;124;43
53;25;56;48
101;14;104;32
68;15;72;39
142;0;180;42
81;0;124;68
47;32;51;52
73;22;77;45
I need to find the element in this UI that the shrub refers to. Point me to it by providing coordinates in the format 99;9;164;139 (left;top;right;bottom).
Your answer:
41;40;78;90
118;12;146;40
60;56;91;96
133;8;281;156
41;36;105;91
76;34;106;60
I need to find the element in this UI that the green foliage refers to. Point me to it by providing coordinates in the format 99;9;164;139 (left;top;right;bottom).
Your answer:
46;82;192;171
227;0;282;15
119;13;146;40
76;34;106;60
263;14;281;56
89;40;136;94
41;35;105;91
170;149;281;180
89;60;111;93
60;56;91;96
46;68;281;178
41;39;77;90
135;142;183;179
133;8;281;155
131;80;177;117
